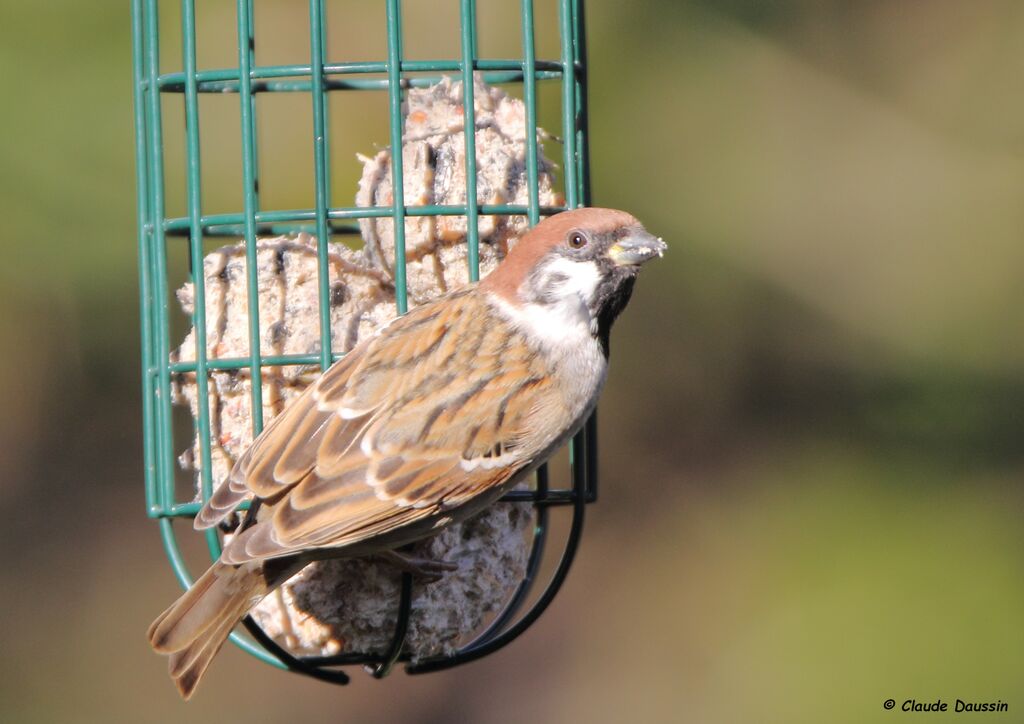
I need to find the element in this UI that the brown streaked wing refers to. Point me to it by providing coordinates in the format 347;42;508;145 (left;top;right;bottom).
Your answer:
206;289;564;562
219;459;518;564
322;290;478;416
233;366;556;561
193;338;366;530
306;413;366;478
196;297;452;532
246;348;370;494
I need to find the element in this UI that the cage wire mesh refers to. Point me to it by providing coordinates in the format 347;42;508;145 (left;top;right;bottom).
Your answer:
133;0;594;683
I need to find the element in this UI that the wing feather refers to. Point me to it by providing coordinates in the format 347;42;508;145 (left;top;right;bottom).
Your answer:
200;289;569;562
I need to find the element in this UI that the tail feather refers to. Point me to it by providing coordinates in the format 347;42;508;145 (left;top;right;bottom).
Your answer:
168;610;245;699
147;564;224;652
147;561;266;699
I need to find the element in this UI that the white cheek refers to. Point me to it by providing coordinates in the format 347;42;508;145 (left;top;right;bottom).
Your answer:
542;257;602;304
491;258;602;348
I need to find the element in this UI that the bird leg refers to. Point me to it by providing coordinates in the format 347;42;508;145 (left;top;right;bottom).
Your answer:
378;549;458;582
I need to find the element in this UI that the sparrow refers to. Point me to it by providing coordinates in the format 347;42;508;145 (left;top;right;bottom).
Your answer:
147;207;666;698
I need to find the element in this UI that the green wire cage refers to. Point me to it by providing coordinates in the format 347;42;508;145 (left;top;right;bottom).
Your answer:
133;0;595;683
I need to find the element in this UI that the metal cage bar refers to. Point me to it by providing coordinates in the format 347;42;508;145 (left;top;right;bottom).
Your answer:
133;0;158;516
142;0;176;519
157;203;568;236
133;0;594;684
156;61;564;93
309;0;334;371
182;0;224;563
459;0;480;281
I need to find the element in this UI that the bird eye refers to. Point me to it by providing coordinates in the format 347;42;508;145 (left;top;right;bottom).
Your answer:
567;231;588;249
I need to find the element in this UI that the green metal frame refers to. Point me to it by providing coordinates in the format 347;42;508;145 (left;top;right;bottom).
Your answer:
133;0;593;680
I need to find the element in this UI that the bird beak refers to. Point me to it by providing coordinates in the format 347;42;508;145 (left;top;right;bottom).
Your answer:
607;231;667;267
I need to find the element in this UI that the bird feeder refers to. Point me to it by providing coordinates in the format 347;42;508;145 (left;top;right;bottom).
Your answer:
132;0;595;684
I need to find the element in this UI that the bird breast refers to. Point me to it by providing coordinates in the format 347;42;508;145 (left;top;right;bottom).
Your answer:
485;290;608;446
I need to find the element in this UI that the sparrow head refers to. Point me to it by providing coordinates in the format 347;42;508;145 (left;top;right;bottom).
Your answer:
482;207;666;353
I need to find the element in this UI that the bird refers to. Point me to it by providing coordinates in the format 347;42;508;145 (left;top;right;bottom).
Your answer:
147;207;666;698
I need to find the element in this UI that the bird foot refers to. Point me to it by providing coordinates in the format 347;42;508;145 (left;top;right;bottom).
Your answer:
379;550;458;583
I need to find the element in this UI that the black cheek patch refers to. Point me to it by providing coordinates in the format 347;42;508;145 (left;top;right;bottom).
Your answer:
532;270;570;304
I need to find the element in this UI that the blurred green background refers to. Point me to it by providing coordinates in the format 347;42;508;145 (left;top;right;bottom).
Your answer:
1;1;1022;722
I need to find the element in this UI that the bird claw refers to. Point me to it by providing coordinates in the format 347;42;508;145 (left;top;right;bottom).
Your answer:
379;550;458;582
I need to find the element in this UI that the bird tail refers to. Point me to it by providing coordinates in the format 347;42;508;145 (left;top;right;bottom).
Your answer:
147;561;267;699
